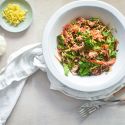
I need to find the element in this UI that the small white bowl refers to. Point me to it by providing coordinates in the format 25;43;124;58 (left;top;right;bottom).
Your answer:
0;0;33;32
42;0;125;92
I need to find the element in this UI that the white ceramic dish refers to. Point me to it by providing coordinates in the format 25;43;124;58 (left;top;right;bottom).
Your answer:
0;0;33;32
47;71;125;100
42;0;125;92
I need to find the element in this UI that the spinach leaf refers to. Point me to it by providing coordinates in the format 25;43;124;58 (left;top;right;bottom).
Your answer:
93;46;101;50
89;17;99;21
84;38;94;49
102;31;110;37
78;61;91;76
96;54;104;60
109;50;117;58
63;64;70;76
107;36;115;43
82;31;94;49
65;53;74;59
77;31;83;36
57;35;65;45
57;44;65;49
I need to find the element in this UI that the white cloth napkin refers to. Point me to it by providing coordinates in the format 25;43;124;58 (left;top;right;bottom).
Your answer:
0;43;43;125
0;42;74;125
0;42;124;125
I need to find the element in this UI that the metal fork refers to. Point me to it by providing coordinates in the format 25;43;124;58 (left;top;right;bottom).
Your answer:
79;99;125;118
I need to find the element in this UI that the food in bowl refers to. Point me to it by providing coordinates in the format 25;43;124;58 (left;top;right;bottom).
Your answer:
2;3;27;26
43;0;125;92
56;17;118;76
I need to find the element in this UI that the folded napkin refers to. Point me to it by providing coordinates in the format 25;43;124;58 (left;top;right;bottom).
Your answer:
0;42;70;125
0;43;42;125
0;42;125;125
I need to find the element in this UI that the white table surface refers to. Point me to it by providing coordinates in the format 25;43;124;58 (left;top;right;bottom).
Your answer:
0;0;125;125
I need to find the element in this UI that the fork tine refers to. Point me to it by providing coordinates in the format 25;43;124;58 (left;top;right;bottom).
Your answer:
79;107;92;113
87;107;98;113
80;109;96;118
80;112;89;118
80;106;97;115
80;108;93;116
80;108;90;117
80;105;98;113
79;105;100;118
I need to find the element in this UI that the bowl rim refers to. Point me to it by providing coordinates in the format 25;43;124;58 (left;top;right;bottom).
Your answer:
42;0;125;92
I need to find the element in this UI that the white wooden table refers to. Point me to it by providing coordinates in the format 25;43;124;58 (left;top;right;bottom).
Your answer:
0;0;125;125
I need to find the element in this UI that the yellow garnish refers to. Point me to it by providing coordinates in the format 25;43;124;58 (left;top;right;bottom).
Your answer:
2;3;27;26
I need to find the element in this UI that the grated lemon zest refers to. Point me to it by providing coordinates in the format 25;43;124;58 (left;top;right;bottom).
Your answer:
2;3;27;26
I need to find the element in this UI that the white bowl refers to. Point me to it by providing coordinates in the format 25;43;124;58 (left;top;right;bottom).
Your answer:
42;0;125;92
0;0;33;32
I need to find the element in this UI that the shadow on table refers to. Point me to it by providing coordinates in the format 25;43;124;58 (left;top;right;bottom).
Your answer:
0;26;30;39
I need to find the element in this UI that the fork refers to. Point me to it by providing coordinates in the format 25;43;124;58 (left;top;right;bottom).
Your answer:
79;86;125;118
79;99;125;118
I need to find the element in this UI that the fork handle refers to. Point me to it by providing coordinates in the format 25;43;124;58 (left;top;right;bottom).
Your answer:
113;87;125;97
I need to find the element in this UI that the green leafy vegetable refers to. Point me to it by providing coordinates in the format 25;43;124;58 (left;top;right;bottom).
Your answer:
89;17;99;21
57;35;65;45
77;31;83;36
102;31;110;36
107;36;115;43
65;53;74;59
97;54;104;60
63;64;70;76
82;31;94;49
57;44;65;49
78;61;91;76
109;50;117;58
84;38;94;49
93;46;101;50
